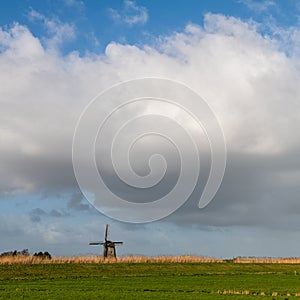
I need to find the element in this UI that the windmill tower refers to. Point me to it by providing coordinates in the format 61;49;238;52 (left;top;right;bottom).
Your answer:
89;224;123;258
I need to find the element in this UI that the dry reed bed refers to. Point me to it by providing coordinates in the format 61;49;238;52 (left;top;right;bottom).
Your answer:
233;257;300;264
0;255;222;265
2;255;300;265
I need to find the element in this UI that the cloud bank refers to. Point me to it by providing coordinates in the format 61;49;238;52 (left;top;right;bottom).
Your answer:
0;13;300;238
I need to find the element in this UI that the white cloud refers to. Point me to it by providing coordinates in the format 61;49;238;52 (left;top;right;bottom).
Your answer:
238;0;276;13
109;0;148;26
28;9;75;51
63;0;85;11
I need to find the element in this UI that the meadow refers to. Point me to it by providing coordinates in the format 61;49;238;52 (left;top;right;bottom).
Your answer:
1;256;300;299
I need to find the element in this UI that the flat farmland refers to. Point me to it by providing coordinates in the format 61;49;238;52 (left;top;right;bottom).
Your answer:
1;262;300;299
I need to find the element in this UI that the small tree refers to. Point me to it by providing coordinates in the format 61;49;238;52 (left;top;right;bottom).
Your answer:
33;251;52;260
43;251;52;259
20;249;29;256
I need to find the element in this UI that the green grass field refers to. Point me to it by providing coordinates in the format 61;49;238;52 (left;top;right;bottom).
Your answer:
1;262;300;299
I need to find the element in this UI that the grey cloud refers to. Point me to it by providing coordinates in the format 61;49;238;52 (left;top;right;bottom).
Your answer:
29;207;68;222
30;208;46;216
30;215;41;223
67;192;91;211
49;209;64;217
168;149;300;231
29;208;46;222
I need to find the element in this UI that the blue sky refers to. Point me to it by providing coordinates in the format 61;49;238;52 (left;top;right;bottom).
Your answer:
1;0;299;54
0;0;300;257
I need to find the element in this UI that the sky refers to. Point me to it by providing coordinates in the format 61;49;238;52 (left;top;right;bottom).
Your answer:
0;0;300;258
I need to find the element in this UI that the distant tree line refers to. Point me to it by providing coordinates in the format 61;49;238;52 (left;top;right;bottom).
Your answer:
0;249;51;259
0;249;30;257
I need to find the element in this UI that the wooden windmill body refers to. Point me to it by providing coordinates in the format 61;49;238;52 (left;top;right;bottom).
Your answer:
89;224;123;258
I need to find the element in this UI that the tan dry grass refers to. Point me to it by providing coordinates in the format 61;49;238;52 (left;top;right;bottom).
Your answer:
0;255;222;265
3;255;300;265
233;257;300;264
117;255;222;263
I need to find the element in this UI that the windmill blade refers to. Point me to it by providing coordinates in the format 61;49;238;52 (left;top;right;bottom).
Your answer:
113;242;123;245
105;224;110;241
89;242;102;245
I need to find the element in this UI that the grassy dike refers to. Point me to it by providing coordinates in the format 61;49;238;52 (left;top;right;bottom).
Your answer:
1;262;300;299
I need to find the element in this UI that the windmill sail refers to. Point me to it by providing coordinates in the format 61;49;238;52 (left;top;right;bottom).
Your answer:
105;224;110;241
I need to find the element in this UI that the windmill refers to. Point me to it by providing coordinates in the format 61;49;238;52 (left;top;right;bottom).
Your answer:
89;224;123;258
